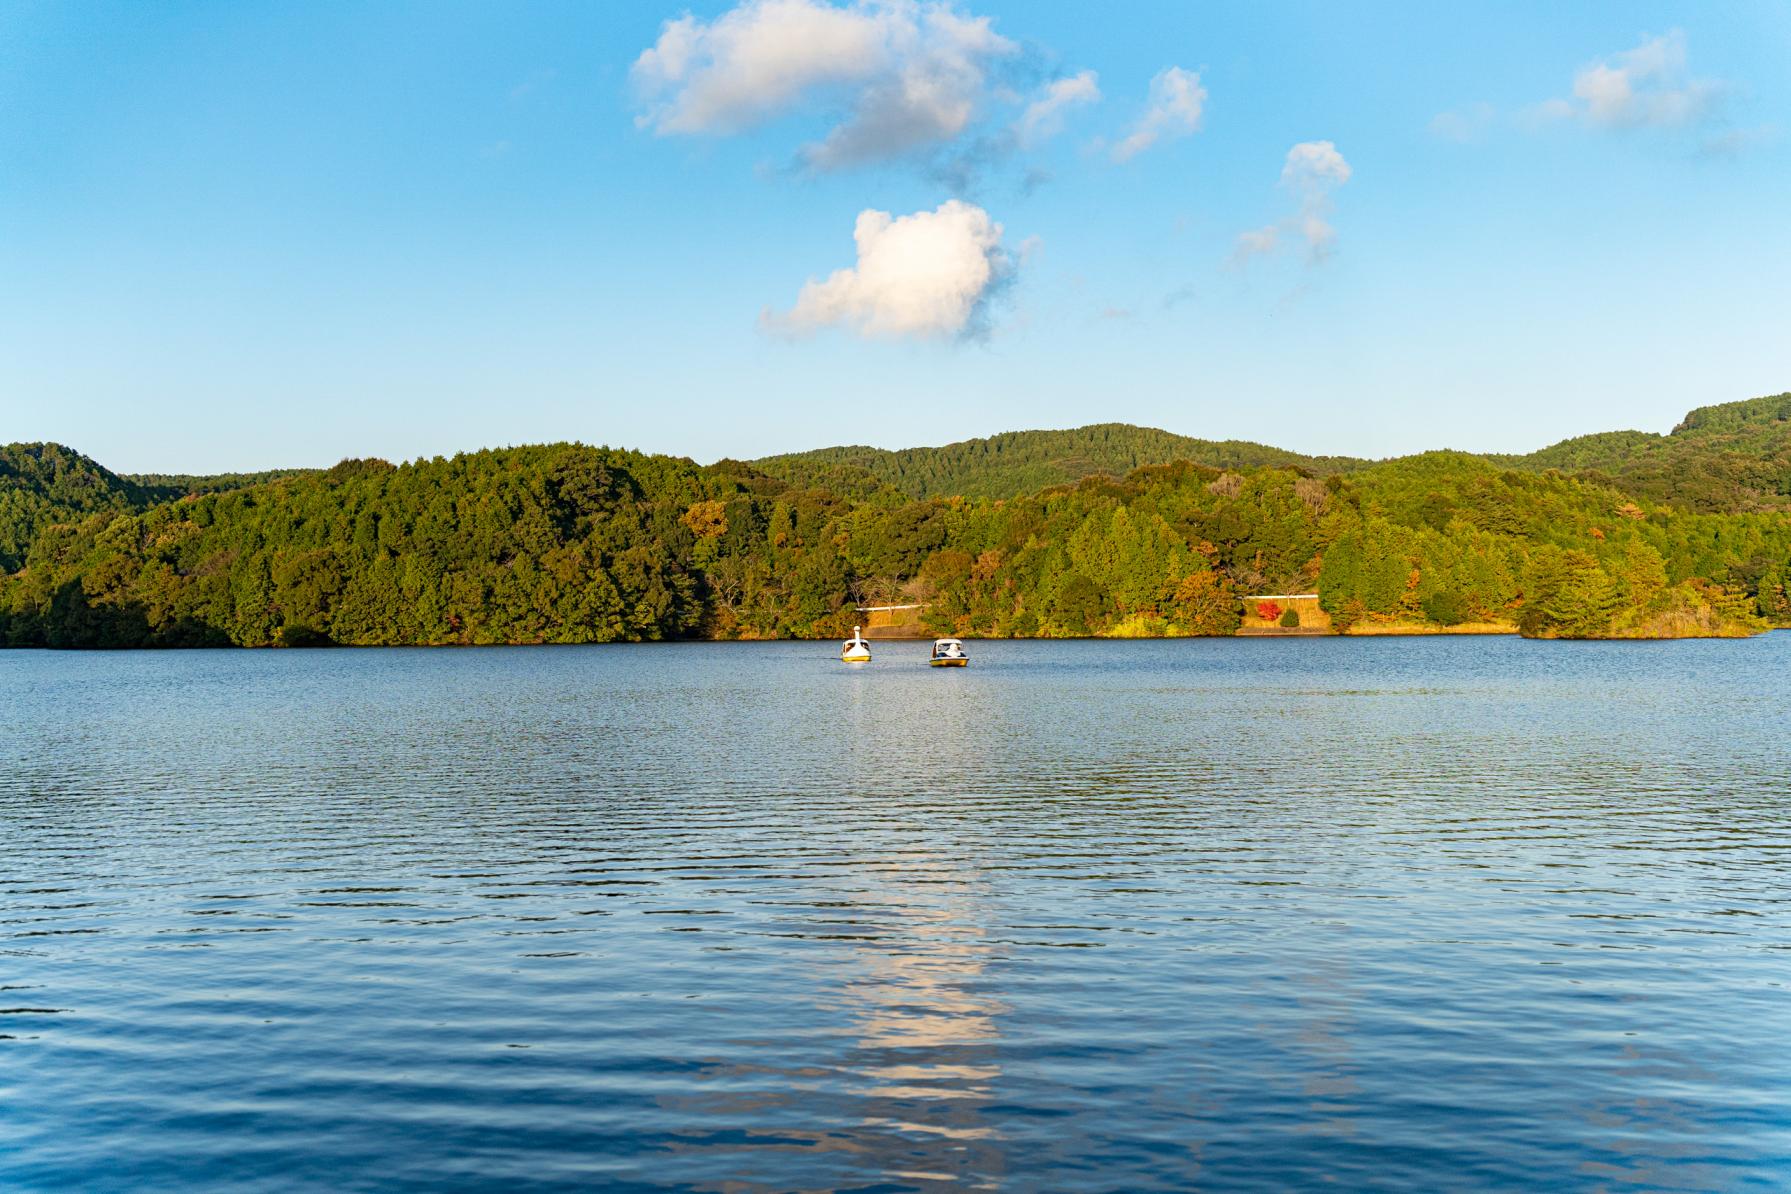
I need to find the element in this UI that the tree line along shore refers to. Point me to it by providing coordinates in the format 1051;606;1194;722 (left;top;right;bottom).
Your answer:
5;394;1791;648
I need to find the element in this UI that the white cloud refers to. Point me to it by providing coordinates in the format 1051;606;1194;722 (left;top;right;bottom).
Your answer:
766;200;1012;339
1440;33;1748;151
1537;30;1721;130
1234;141;1351;266
631;0;1015;169
1281;139;1351;190
1015;70;1100;145
1112;66;1206;162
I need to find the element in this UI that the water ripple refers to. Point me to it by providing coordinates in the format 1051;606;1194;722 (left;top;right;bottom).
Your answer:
3;637;1791;1190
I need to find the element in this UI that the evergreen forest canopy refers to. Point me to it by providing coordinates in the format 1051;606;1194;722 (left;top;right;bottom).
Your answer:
5;392;1791;648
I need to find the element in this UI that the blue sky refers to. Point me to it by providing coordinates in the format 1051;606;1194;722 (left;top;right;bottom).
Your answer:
3;1;1788;473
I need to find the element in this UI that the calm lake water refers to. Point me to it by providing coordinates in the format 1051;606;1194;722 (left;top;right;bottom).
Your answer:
4;637;1791;1192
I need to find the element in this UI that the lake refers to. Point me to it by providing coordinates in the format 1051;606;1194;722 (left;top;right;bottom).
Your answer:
4;637;1791;1191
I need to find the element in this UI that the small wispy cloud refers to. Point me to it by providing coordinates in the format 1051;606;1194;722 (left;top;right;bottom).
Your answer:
1435;32;1760;157
1231;226;1278;262
1522;31;1770;158
1545;30;1718;129
1233;141;1352;266
1697;124;1776;159
1014;70;1100;146
1111;66;1206;162
1428;101;1495;143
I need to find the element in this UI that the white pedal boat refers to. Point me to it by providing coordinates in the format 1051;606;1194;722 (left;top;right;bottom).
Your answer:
929;638;968;667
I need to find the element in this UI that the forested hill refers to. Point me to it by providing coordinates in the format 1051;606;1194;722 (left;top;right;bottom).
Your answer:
124;468;318;497
752;424;1369;500
751;393;1791;511
4;425;1790;647
1496;392;1791;512
0;443;164;573
0;443;317;573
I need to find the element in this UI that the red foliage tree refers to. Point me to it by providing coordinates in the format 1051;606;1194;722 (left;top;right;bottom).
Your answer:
1256;600;1282;621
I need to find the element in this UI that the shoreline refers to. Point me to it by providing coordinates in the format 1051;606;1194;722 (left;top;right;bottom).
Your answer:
1333;621;1519;637
8;627;1781;650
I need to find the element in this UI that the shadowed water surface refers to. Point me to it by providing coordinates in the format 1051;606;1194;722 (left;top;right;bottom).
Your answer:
4;637;1791;1191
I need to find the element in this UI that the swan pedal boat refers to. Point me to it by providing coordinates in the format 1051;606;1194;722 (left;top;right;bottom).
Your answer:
841;627;872;663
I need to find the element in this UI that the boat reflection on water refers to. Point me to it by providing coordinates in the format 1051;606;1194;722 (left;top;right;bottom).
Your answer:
647;850;1009;1191
826;868;1006;1188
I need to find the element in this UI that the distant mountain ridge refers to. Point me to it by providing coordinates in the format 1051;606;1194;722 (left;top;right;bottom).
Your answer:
750;394;1791;510
1493;391;1791;512
123;467;316;495
751;423;1369;501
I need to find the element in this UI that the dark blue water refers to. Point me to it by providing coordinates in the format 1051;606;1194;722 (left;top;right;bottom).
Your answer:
4;637;1791;1191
